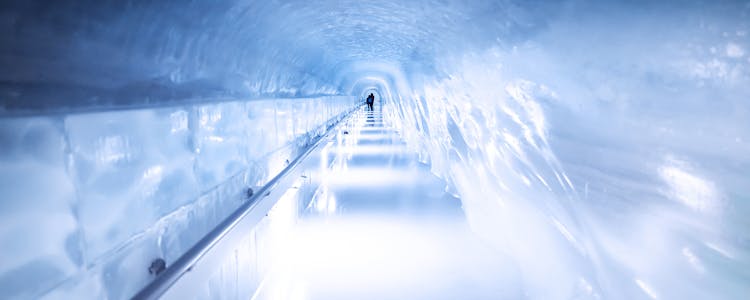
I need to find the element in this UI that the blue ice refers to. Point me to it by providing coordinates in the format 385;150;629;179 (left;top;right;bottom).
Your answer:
0;0;748;299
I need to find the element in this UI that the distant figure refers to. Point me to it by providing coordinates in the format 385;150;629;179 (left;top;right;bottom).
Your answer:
366;93;374;111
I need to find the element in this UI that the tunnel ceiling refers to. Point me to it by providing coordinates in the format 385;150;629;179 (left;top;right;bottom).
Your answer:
0;0;558;114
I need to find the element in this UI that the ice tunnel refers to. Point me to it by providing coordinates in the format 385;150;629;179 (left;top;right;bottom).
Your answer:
1;0;749;299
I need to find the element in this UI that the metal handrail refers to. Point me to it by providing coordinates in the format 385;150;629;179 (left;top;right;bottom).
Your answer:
132;106;361;300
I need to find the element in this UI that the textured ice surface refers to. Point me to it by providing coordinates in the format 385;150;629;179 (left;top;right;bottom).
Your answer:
383;5;750;297
0;97;357;299
1;0;749;299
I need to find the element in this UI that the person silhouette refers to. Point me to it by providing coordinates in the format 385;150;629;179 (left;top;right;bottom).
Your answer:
366;93;374;111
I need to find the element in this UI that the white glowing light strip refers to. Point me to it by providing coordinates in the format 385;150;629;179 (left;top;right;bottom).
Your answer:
325;145;408;155
322;168;425;186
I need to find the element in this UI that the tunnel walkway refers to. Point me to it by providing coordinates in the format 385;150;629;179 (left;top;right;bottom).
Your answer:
251;105;521;300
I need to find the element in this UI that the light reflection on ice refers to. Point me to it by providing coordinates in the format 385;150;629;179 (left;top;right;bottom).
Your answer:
96;136;132;164
726;43;745;58
635;279;658;299
658;159;720;213
681;247;704;273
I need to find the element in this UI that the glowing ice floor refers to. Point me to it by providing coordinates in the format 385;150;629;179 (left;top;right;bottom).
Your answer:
252;107;521;300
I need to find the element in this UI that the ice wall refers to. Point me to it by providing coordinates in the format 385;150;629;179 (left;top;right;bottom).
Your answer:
0;96;357;299
1;0;749;299
385;1;750;299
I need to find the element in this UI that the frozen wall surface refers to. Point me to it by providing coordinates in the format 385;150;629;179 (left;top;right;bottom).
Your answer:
0;96;357;299
1;0;749;299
